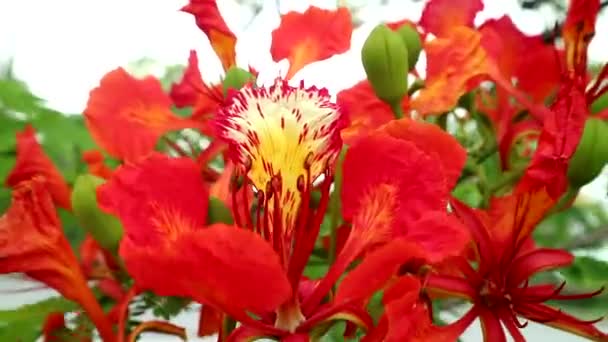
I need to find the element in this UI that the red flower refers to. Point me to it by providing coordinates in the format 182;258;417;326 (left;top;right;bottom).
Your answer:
301;119;470;315
98;153;291;324
181;0;236;71
271;6;353;79
337;80;408;145
84;68;202;163
425;192;607;341
5;125;72;210
169;50;224;129
0;178;115;341
419;0;483;37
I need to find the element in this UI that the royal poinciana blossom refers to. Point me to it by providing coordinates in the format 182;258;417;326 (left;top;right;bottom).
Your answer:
1;0;608;341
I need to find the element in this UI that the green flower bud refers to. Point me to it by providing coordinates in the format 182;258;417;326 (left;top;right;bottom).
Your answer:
361;24;409;108
207;196;234;225
395;24;422;71
567;118;608;187
223;67;256;97
71;175;123;254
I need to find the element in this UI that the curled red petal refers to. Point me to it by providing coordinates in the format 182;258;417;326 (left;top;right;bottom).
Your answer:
127;320;187;342
507;248;573;287
380;117;466;190
271;6;353;79
98;153;209;245
198;305;222;337
337;80;406;145
518;302;608;341
5;125;72;210
84;68;201;162
181;0;236;70
516;83;587;198
419;0;483;37
335;238;426;305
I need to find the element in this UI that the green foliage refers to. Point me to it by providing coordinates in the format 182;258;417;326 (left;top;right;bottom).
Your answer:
132;292;192;321
0;297;78;342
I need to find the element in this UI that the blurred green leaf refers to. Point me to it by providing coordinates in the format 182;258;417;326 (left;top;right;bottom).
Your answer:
0;113;25;153
561;256;608;288
452;181;483;207
0;79;44;116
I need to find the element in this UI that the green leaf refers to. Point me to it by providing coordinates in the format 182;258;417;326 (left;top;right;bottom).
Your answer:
452;181;483;207
560;256;608;289
0;297;78;342
0;297;77;323
0;113;25;153
0;79;44;116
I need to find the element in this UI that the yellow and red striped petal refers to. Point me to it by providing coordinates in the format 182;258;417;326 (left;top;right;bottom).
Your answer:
84;68;200;162
563;0;599;74
5;125;72;210
182;0;236;71
215;79;346;231
271;7;353;79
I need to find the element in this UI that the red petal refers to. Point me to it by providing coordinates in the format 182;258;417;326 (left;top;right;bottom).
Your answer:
337;80;406;145
405;211;470;263
271;6;352;79
43;313;67;342
480;16;560;103
5;125;72;210
121;224;291;317
198;306;222;337
97;153;209;245
411;26;490;116
342;133;448;228
170;50;224;124
380;118;466;190
82;150;113;180
518;302;607;341
181;0;236;70
419;0;483;37
479;308;507;342
507;248;573;287
84;68;200;162
516;84;587;198
563;0;600;74
488;189;555;254
127;320;186;342
425;273;477;300
334;238;426;305
170;50;206;108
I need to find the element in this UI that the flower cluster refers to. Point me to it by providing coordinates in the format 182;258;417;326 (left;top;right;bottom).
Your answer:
2;0;608;341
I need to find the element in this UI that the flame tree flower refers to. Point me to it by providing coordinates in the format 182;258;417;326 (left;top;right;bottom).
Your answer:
0;178;115;342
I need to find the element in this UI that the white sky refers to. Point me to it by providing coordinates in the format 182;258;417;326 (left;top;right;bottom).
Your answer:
1;0;607;114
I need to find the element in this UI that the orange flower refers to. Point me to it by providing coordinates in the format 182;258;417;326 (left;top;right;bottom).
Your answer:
0;178;114;342
181;0;236;71
84;68;201;163
271;6;353;79
5;125;72;210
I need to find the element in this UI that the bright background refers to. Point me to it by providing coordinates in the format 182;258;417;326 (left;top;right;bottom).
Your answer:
0;0;607;341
